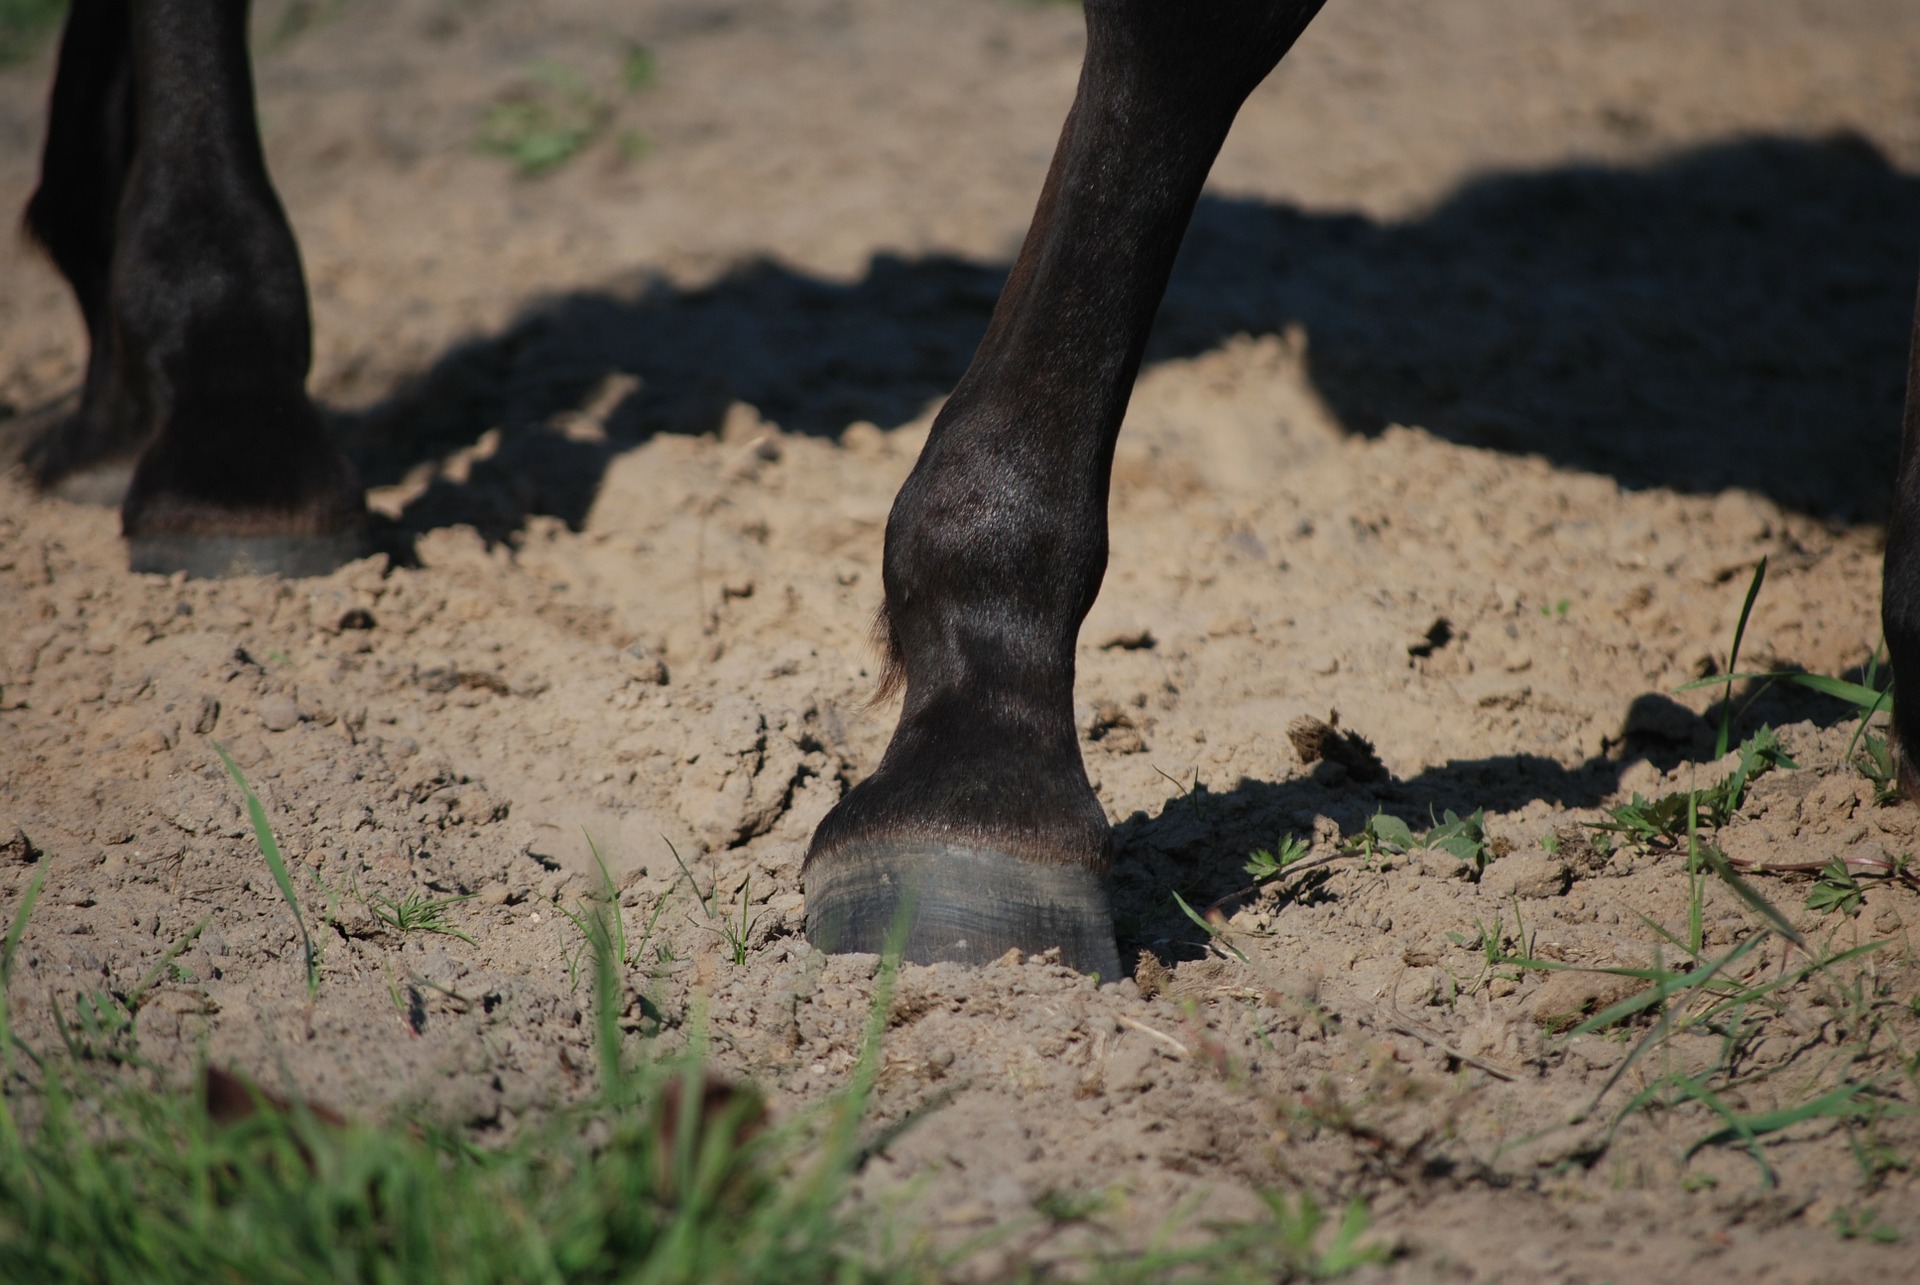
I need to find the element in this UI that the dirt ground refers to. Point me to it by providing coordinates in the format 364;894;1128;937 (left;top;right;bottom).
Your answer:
5;1;1920;1279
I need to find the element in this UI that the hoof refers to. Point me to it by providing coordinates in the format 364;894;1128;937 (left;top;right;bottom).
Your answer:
48;460;137;509
805;838;1121;980
128;527;370;579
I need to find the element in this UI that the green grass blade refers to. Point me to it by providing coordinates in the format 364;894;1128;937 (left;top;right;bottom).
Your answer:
1691;844;1807;953
1784;673;1890;711
2;863;45;985
1568;935;1761;1038
1687;1082;1876;1169
664;835;717;922
214;743;317;997
125;917;210;1010
0;862;46;1136
1172;889;1250;964
1716;556;1767;758
1671;1073;1775;1185
1672;671;1889;712
582;829;628;967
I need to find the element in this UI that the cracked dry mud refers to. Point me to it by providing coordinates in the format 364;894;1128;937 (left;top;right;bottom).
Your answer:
4;1;1920;1280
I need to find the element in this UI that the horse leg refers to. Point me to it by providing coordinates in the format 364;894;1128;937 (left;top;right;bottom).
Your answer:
30;0;366;577
804;1;1327;976
20;0;141;495
1883;274;1920;797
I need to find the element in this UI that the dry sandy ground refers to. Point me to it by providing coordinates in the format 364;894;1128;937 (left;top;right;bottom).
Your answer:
4;1;1920;1279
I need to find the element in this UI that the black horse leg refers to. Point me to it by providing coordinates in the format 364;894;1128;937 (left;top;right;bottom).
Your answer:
1883;274;1920;796
27;0;366;577
20;0;141;493
804;1;1326;976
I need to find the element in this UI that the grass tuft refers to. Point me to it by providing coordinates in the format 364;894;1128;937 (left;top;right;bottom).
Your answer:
476;50;657;176
0;853;893;1284
369;890;476;944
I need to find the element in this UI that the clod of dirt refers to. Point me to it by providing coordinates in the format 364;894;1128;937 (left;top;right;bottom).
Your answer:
1286;711;1387;782
0;825;38;865
1478;851;1570;899
1529;970;1649;1032
1407;617;1454;658
1098;628;1156;651
1086;699;1146;754
204;1065;348;1129
619;642;669;686
1134;951;1171;999
258;693;302;732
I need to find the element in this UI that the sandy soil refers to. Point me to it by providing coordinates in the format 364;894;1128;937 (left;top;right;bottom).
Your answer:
4;1;1920;1278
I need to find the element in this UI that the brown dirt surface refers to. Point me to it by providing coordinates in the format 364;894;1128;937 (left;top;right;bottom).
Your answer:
5;1;1920;1279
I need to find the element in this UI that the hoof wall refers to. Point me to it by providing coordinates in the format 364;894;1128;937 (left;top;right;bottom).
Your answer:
805;839;1121;981
128;529;370;579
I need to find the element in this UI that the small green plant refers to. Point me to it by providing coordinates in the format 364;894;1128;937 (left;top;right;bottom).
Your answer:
369;890;477;944
1831;1205;1902;1244
1806;859;1866;919
1589;726;1796;850
721;876;761;967
668;840;762;967
478;61;607;174
1151;762;1210;822
1855;732;1901;806
621;45;656;91
47;917;207;1067
1346;811;1414;859
1245;835;1309;885
1676;598;1895;796
1494;896;1892;1188
1071;1189;1387;1282
477;50;658;176
1424;808;1495;873
1343;808;1497;874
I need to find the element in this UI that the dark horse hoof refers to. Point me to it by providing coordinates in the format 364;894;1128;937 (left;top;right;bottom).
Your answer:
128;526;370;579
804;838;1121;981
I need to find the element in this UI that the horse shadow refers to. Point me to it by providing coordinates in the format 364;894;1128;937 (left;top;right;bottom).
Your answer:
1106;673;1874;967
331;131;1919;552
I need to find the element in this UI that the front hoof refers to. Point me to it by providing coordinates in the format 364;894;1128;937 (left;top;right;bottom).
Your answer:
804;839;1121;980
128;526;370;578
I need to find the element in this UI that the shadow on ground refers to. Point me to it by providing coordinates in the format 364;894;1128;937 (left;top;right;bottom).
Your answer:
327;132;1918;548
1109;677;1877;965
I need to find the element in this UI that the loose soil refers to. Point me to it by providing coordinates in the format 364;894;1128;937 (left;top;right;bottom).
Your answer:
4;2;1920;1279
